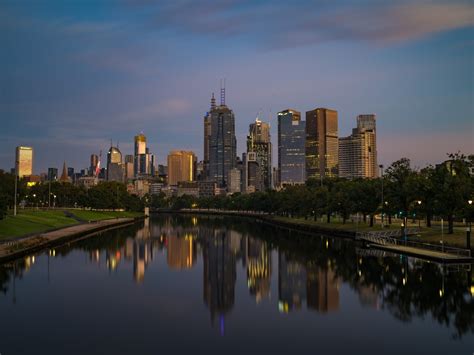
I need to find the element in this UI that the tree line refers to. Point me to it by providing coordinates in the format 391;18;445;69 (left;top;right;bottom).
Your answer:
0;177;144;218
152;154;473;234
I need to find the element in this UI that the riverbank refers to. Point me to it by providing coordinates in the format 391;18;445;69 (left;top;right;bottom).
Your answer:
0;209;143;239
0;216;142;263
160;209;473;262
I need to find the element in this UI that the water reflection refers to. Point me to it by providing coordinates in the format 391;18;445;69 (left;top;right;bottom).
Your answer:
1;214;473;342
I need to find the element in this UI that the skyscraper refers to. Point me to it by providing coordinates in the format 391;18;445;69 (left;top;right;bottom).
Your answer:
124;154;134;181
167;150;197;186
15;146;33;177
339;114;377;179
305;108;339;179
89;154;99;176
107;146;124;182
209;89;237;188
203;93;216;180
134;133;146;177
247;117;272;190
277;109;305;185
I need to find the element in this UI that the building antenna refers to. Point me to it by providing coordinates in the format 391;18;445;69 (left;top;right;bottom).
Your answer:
220;78;226;106
210;92;216;110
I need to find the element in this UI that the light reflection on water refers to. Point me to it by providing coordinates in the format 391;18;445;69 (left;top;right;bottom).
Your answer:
1;214;473;355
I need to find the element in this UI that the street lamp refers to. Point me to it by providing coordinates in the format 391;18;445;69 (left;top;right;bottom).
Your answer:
467;200;473;252
417;200;422;228
13;171;18;216
379;164;384;228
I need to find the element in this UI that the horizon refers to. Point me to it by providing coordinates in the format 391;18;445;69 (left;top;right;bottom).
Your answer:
1;0;473;173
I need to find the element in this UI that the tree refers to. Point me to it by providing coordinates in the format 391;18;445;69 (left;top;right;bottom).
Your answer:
432;153;473;234
384;158;416;220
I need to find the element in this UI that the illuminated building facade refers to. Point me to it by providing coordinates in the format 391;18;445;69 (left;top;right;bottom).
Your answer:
15;146;33;177
277;109;305;185
247;118;272;190
305;108;339;179
339;114;378;179
167;150;197;186
107;146;124;182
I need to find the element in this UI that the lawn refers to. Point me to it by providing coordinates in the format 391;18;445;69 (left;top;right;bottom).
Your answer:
272;215;472;248
0;210;79;239
0;209;143;239
71;210;143;221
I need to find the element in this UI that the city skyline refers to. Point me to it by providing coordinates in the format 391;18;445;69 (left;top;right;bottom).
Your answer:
1;0;473;173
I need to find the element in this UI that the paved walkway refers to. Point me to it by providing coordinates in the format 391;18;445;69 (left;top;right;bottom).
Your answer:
0;218;135;262
370;243;472;263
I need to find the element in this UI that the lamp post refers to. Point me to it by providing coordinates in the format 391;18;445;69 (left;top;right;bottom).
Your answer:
467;200;472;252
379;164;384;228
13;171;18;216
417;200;422;228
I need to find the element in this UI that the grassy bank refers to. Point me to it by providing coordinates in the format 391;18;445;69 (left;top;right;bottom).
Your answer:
0;209;143;239
271;216;472;248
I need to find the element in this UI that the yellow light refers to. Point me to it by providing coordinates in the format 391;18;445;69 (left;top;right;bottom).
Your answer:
27;181;37;187
439;289;443;297
326;240;329;248
402;278;406;285
470;286;474;296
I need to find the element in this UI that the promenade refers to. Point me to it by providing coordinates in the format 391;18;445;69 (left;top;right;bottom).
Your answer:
0;218;136;262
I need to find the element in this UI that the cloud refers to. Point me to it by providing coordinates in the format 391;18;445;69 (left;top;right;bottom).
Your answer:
130;0;474;48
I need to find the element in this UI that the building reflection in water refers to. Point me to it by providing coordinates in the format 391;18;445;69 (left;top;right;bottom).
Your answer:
247;237;271;303
202;227;237;335
167;234;196;270
306;261;340;313
278;251;306;313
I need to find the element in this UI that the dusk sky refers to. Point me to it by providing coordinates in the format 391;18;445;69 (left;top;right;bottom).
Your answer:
1;0;473;173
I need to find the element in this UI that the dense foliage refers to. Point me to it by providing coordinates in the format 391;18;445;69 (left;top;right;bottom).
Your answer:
156;154;473;234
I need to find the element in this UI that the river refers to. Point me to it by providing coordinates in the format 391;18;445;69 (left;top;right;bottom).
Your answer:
1;214;473;354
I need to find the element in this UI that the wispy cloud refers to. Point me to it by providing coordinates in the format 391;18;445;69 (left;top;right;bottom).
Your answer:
131;0;474;48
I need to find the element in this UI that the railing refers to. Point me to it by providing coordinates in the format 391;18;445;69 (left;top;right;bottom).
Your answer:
358;233;471;258
356;228;420;240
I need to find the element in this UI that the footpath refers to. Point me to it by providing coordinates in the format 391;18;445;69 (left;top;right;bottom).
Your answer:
0;218;136;262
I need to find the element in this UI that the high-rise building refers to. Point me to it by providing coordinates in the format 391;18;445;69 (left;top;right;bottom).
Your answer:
305;108;339;180
15;146;33;177
124;155;134;181
209;90;237;188
339;114;377;179
167;150;197;186
227;168;241;194
89;154;99;176
107;146;124;182
134;133;147;176
47;167;58;181
247;117;272;190
243;152;262;193
203;93;216;180
277;109;305;185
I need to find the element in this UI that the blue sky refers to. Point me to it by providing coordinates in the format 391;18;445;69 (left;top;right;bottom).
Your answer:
1;0;473;173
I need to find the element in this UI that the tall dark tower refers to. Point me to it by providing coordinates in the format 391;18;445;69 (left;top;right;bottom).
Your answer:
203;93;215;180
209;82;236;188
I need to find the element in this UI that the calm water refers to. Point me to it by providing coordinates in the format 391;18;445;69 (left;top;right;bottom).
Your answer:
1;215;473;355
